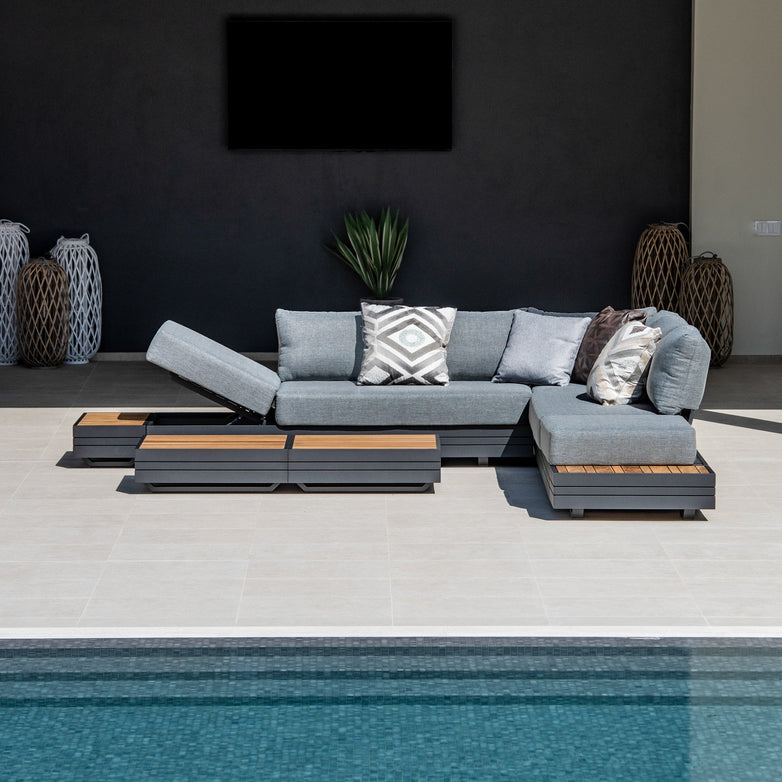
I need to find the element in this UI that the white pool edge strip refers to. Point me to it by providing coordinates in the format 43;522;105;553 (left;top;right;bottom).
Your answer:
2;626;782;640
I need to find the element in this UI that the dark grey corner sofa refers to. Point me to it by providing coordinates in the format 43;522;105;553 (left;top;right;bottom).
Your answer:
141;306;714;517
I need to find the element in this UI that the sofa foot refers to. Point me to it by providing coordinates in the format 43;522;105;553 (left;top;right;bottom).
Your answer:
681;509;696;520
478;456;489;466
569;508;585;519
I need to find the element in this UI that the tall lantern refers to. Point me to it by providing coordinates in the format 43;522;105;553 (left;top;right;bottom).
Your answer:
679;252;734;367
0;220;30;365
51;233;102;364
631;222;689;313
16;257;71;368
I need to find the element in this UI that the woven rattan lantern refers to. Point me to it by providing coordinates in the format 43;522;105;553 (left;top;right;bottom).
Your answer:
0;219;30;364
16;257;70;367
631;222;689;312
51;233;102;364
679;252;734;367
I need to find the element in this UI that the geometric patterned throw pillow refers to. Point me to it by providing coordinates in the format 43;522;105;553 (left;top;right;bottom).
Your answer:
571;306;648;384
586;321;662;405
357;303;457;385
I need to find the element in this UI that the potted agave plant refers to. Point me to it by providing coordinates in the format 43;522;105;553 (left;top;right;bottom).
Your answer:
328;207;409;304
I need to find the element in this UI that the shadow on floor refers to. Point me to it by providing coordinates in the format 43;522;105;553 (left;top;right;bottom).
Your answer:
694;409;782;435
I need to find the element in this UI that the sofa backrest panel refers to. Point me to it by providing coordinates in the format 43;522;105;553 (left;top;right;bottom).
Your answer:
645;310;711;414
276;310;362;381
447;311;515;380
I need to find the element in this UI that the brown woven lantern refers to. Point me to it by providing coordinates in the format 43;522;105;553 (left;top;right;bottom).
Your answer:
631;222;689;312
16;256;71;367
679;252;734;367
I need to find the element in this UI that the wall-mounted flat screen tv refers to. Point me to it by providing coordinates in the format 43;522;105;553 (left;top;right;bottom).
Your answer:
226;16;452;151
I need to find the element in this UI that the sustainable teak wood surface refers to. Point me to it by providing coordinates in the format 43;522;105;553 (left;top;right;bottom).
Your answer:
554;464;709;474
292;435;438;450
78;413;150;426
139;435;288;450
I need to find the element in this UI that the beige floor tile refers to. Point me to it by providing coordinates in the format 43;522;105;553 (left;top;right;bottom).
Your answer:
542;595;705;620
392;595;547;625
247;558;391;579
238;594;393;626
0;597;88;624
80;596;241;626
390;558;533;580
530;558;681;579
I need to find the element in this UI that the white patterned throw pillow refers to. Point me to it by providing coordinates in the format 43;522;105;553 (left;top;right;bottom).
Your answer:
357;304;457;385
586;321;662;405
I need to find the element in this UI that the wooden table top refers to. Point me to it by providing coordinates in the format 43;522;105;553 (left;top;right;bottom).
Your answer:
139;435;288;450
292;434;438;450
78;412;150;426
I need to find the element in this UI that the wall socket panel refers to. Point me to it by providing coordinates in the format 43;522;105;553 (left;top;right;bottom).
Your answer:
753;220;781;236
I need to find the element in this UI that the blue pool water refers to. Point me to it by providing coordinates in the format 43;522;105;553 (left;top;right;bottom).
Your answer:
2;637;782;781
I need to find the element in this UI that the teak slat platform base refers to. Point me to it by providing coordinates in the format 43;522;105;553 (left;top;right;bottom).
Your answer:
536;450;716;519
132;432;441;493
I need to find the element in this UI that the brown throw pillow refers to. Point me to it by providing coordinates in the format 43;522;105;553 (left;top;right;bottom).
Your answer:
571;306;648;384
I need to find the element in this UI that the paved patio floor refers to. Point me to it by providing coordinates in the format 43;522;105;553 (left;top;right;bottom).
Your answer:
0;359;780;634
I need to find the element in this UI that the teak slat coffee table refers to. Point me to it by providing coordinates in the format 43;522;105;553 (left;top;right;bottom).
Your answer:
289;434;440;492
131;432;441;493
134;434;288;492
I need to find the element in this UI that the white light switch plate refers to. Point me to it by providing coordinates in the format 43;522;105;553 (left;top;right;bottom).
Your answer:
753;220;781;236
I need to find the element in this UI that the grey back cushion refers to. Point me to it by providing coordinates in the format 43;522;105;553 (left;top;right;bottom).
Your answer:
276;310;363;381
447;310;514;380
645;310;711;414
493;310;592;386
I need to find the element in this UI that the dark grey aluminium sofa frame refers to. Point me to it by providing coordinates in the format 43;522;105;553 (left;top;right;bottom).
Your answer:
74;307;715;517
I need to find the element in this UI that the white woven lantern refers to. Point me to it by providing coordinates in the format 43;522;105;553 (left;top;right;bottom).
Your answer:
51;233;102;364
0;220;30;365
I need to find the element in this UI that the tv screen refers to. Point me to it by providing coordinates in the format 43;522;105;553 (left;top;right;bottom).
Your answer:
226;16;452;151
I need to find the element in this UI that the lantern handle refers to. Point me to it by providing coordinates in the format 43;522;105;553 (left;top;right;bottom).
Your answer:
687;251;719;263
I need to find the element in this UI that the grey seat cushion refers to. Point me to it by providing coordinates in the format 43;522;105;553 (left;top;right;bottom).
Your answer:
146;320;280;416
530;384;696;465
275;380;532;427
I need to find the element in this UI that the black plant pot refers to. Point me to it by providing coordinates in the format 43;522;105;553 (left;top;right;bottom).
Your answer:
360;297;404;306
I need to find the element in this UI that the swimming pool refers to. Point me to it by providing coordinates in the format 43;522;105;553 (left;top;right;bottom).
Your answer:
2;637;781;781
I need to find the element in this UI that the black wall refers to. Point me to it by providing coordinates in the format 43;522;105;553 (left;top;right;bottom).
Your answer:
1;0;691;352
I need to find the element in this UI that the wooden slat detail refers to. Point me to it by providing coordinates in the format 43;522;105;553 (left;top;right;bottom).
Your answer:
79;412;149;426
139;435;287;450
292;434;437;450
558;463;709;474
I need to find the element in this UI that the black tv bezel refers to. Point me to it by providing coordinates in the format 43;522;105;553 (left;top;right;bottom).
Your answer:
225;15;453;153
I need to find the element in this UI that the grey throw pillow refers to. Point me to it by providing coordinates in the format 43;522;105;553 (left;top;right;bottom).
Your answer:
493;310;592;386
357;303;457;385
